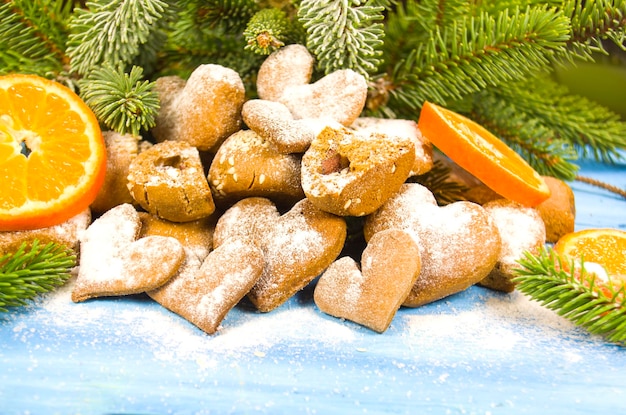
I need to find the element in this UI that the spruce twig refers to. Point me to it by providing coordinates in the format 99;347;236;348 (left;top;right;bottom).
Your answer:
513;247;626;345
575;175;626;199
0;240;76;312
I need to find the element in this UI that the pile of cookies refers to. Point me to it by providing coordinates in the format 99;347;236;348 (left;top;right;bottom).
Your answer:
1;44;576;334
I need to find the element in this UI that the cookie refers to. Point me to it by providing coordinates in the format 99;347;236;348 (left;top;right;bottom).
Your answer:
138;212;217;262
301;125;415;216
479;199;546;292
72;204;185;302
256;44;315;102
364;183;501;307
148;240;264;334
535;176;576;243
350;117;434;176
127;140;215;222
91;131;140;214
207;129;304;209
314;229;421;333
212;197;280;249
215;198;347;312
152;64;245;151
0;208;91;255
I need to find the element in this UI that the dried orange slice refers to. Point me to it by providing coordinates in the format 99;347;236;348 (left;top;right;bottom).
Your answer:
0;74;106;231
554;228;626;286
417;101;550;207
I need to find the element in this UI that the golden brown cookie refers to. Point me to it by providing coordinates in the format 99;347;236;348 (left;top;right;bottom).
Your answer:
314;229;421;332
148;240;264;334
247;198;347;312
207;129;304;209
364;183;501;307
152;64;245;151
212;197;280;249
350;117;434;176
127;140;215;222
72;204;185;302
0;208;91;255
256;44;315;102
91;131;140;214
535;176;576;243
479;199;546;292
138;212;217;262
301;125;415;216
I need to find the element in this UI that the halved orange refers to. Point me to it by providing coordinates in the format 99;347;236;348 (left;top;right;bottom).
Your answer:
554;228;626;288
0;74;106;231
417;101;551;207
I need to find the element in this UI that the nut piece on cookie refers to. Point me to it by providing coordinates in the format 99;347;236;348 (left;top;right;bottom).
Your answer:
127;140;215;222
350;117;434;176
208;129;304;209
314;229;421;333
365;183;501;307
72;204;185;302
0;209;91;255
242;99;317;154
152;64;245;152
535;176;576;243
148;240;264;335
302;125;415;216
479;199;546;292
91;131;140;214
240;198;347;312
138;212;218;262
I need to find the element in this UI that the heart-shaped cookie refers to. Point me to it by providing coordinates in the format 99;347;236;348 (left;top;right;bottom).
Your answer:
314;229;421;332
302;125;415;216
148;239;264;334
364;183;501;307
72;204;185;303
152;64;245;151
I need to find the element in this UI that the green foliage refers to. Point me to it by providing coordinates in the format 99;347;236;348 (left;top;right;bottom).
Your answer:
0;241;76;312
514;247;626;345
79;65;160;136
298;0;385;79
244;8;291;55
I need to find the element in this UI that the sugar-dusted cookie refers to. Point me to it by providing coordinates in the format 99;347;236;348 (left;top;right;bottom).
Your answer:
301;125;415;216
535;176;576;243
256;44;315;102
152;64;245;152
208;129;304;208
212;197;280;249
218;198;347;312
242;99;316;154
127;140;215;222
72;204;185;302
138;212;217;262
364;183;501;307
350;117;434;176
479;199;546;292
0;208;91;255
314;229;421;333
91;131;140;214
148;240;264;334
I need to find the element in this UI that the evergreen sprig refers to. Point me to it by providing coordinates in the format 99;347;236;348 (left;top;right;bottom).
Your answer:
408;159;469;205
298;0;386;79
0;240;76;312
244;8;291;55
79;65;160;136
513;247;626;345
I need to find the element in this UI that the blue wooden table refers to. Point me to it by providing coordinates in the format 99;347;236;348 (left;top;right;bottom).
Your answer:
1;155;625;415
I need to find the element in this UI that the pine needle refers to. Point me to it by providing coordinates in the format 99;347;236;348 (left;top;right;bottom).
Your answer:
0;240;76;312
513;247;626;345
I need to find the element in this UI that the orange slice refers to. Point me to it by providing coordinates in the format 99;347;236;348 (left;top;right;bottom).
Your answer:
0;74;106;231
417;101;550;207
554;228;626;286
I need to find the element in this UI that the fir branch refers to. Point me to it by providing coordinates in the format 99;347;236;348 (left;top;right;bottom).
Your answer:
298;0;386;79
0;0;71;77
66;0;173;76
513;247;626;345
0;240;76;312
244;8;290;55
388;6;571;111
408;159;469;205
79;65;159;136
